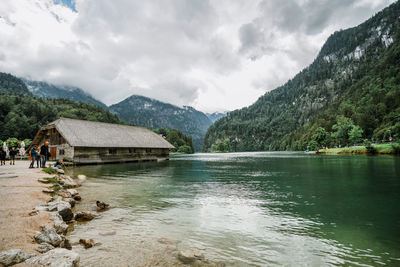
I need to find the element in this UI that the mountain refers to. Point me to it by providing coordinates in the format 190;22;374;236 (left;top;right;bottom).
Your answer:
109;95;213;151
22;79;107;108
0;73;123;142
0;72;31;95
204;1;400;152
206;112;227;123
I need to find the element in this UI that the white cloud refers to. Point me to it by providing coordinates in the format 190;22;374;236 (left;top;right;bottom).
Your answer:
0;0;396;112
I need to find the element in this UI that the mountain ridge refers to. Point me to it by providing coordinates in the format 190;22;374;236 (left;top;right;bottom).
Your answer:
204;1;400;152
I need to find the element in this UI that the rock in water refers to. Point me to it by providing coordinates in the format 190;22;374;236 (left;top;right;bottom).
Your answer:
59;175;78;188
0;249;33;266
96;200;110;210
75;211;97;222
66;189;78;196
57;201;73;222
25;248;79;267
65;198;76;208
34;225;63;247
79;239;96;249
60;239;72;250
177;250;205;264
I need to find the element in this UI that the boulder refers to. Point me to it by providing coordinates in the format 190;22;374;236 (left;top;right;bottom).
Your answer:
25;248;79;267
79;239;96;249
73;194;82;201
60;239;72;250
0;249;33;266
59;175;79;188
75;211;97;222
51;212;69;235
65;198;76;208
66;189;78;196
57;201;73;222
34;225;63;247
36;243;55;254
57;190;72;199
56;169;65;175
177;250;205;264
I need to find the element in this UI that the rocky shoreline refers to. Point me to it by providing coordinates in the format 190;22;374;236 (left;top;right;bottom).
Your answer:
1;164;225;267
0;167;93;267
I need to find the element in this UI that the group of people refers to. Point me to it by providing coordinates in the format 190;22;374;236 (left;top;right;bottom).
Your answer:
29;142;51;168
0;147;19;165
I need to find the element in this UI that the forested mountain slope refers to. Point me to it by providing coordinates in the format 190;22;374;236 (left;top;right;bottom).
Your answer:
0;74;123;141
110;95;213;151
23;79;107;108
204;1;400;152
0;72;31;95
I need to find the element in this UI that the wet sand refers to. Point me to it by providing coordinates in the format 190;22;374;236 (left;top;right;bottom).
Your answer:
0;160;52;254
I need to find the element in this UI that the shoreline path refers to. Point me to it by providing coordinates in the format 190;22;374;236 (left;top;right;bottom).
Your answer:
0;161;52;254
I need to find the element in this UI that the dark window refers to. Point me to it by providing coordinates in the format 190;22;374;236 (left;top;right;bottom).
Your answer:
129;148;136;153
109;148;117;155
146;148;151;153
59;149;65;155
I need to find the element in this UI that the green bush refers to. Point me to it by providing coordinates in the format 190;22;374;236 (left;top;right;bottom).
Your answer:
307;140;319;151
42;167;57;174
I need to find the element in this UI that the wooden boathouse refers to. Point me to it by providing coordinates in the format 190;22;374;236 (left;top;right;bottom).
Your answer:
31;118;174;165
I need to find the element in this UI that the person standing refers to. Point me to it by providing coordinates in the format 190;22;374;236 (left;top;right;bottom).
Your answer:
9;147;17;165
40;142;50;168
29;145;38;168
0;148;5;166
36;146;41;168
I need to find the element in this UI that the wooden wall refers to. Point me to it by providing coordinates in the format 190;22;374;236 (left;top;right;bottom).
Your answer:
73;147;170;164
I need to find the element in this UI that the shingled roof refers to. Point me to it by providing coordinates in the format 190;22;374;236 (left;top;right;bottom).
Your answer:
34;118;174;149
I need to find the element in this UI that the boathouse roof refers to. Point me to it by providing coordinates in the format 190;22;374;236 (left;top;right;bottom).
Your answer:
33;118;174;149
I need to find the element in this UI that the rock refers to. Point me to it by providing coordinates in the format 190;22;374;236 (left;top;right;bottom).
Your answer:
73;194;82;201
75;211;97;222
79;239;96;249
0;249;33;266
157;237;177;245
34;225;63;247
60;239;72;250
56;169;65;174
36;243;55;254
65;198;76;208
77;175;86;182
51;212;69;235
42;188;55;194
66;189;78;196
96;201;110;211
25;248;79;267
57;201;73;222
59;175;79;188
177;250;205;264
99;230;116;236
57;190;72;199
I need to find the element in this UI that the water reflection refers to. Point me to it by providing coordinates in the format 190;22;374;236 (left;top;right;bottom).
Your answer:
68;152;400;266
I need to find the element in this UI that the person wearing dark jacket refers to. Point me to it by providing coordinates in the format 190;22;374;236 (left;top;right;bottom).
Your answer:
40;142;50;168
9;147;17;165
0;148;6;166
29;145;38;168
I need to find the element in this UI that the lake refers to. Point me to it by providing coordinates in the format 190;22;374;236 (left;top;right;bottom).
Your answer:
68;152;400;266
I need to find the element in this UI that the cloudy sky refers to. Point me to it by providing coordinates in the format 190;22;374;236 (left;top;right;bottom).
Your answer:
0;0;396;112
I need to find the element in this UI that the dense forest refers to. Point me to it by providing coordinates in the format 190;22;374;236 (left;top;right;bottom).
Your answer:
153;128;195;154
0;94;122;141
204;1;400;152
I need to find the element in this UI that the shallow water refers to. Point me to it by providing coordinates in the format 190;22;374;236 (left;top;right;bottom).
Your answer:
68;152;400;266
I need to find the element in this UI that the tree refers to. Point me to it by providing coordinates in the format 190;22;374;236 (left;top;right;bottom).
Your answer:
332;116;355;146
6;138;20;148
312;127;329;147
349;125;363;145
307;140;319;151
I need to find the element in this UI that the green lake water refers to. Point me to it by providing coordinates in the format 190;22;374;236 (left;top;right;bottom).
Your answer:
68;152;400;266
